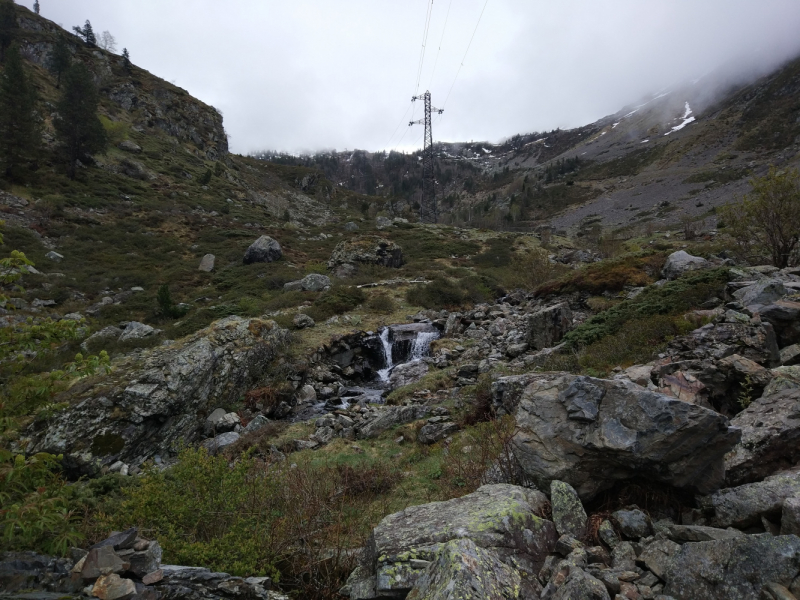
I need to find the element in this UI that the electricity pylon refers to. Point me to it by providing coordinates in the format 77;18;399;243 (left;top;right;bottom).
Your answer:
409;91;443;223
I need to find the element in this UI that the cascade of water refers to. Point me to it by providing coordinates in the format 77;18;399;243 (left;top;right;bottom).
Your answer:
411;331;439;360
377;327;393;382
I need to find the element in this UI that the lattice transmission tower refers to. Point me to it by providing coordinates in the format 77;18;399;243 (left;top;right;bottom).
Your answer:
409;91;443;223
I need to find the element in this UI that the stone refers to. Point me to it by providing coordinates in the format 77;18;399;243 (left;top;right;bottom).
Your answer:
765;366;800;396
293;313;315;329
297;384;317;403
527;303;573;351
781;496;800;536
198;254;215;272
201;432;240;455
782;345;800;366
45;250;64;262
552;568;611;600
762;583;798;600
663;524;743;543
637;539;680;579
244;415;270;434
417;420;459;445
389;360;429;389
611;542;637;570
511;374;740;500
734;279;789;308
284;273;331;292
142;569;163;585
599;520;620;549
344;484;557;598
327;236;403;277
405;538;522;600
725;388;800;486
612;508;652;539
91;573;137;600
119;321;157;342
243;235;282;265
205;408;240;435
90;528;138;551
375;216;393;229
551;480;588;538
704;469;800;529
661;251;710;280
81;546;125;580
344;221;359;231
155;565;277;599
118;140;142;153
662;534;800;599
760;301;800;348
127;540;162;578
356;406;429;439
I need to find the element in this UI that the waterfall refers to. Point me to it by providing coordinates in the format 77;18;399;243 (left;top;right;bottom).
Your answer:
411;331;439;360
377;327;393;382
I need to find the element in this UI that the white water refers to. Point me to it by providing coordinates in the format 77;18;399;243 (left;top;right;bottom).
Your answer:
411;331;439;360
377;327;393;382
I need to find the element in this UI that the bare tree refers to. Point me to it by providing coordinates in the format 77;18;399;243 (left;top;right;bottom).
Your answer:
98;30;116;53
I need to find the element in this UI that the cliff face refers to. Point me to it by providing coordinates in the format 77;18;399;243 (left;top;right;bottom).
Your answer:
13;3;227;161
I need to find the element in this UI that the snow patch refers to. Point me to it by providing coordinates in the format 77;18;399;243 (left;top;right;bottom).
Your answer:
665;103;695;135
641;139;649;143
612;122;620;129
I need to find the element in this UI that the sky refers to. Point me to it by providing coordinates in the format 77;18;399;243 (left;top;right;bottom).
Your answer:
18;0;800;155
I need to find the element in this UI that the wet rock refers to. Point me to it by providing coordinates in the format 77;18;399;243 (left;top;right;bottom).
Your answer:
661;250;710;280
725;388;800;486
704;469;800;529
243;235;282;265
198;254;215;272
527;303;573;351
511;374;740;500
612;508;652;539
405;538;522;600
551;480;588;538
662;534;800;599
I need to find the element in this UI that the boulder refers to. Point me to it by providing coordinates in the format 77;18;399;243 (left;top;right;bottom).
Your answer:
510;374;740;500
204;408;240;435
637;538;680;579
733;279;789;307
46;250;64;262
765;366;800;395
90;527;138;551
667;319;781;368
127;540;162;578
548;566;610;600
760;300;800;348
25;316;289;472
201;432;240;455
327;236;403;277
781;344;800;366
551;480;588;538
725;388;800;486
612;508;652;539
293;313;315;329
417;419;458;445
297;384;317;403
527;303;573;351
781;497;800;536
662;534;800;599
662;524;744;543
356;405;429;439
283;273;331;292
244;415;270;434
198;254;215;272
243;235;282;265
345;221;359;232
661;250;710;280
703;469;800;529
389;359;429;389
341;484;557;599
118;140;142;153
154;565;278;599
375;216;393;229
405;539;522;600
81;546;125;580
119;321;158;342
91;573;137;600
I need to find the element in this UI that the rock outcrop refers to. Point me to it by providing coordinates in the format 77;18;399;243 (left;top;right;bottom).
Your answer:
327;236;403;277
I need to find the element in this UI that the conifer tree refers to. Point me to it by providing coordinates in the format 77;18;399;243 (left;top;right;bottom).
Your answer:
53;63;107;179
33;1;39;15
121;47;131;73
0;45;40;180
0;0;17;63
48;35;71;88
72;20;96;47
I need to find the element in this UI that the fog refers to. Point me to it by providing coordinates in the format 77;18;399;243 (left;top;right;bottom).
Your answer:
17;0;800;154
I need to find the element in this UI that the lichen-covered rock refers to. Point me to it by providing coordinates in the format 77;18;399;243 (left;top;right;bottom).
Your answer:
702;469;800;529
243;236;282;264
406;539;523;600
661;250;710;280
283;273;331;292
511;374;740;500
725;388;800;486
327;236;403;277
551;567;610;600
733;279;789;307
662;534;800;599
551;480;588;539
23;317;288;474
342;484;557;598
527;303;573;351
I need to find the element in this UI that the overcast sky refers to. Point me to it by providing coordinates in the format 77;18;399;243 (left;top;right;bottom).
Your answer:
18;0;800;155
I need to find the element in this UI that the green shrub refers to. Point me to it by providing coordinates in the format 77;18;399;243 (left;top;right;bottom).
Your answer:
156;284;188;319
406;277;466;309
367;293;396;314
536;252;666;297
306;285;366;321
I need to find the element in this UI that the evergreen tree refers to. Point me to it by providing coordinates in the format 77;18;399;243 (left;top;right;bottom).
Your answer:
0;45;40;180
72;20;96;47
121;47;131;73
53;63;107;179
0;0;17;63
33;1;39;15
48;35;71;88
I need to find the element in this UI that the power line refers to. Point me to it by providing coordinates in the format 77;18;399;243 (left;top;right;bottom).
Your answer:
386;102;414;148
442;0;490;109
414;0;435;94
427;0;453;90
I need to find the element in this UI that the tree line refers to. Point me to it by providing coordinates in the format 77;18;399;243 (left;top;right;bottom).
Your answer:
0;2;132;181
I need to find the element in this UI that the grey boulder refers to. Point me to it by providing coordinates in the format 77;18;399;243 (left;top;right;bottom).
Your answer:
661;250;710;280
612;508;652;539
702;469;800;529
284;273;331;292
551;480;588;539
327;236;403;277
389;359;429;389
527;303;573;351
198;254;215;272
201;431;240;455
511;374;741;500
119;321;158;342
243;235;282;264
293;313;315;329
733;278;788;307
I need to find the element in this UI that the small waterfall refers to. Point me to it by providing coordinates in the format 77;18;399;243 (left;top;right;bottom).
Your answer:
411;331;439;360
377;327;393;382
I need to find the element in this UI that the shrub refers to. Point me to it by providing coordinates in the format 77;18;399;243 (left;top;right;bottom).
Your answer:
306;285;366;321
156;284;188;319
536;252;666;297
367;293;396;314
406;277;466;309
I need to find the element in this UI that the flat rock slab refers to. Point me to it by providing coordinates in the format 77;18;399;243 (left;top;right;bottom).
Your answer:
704;469;800;529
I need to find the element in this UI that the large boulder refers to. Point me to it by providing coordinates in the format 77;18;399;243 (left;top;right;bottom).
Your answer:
733;278;789;308
23;317;289;474
327;236;403;278
667;319;781;368
725;388;800;486
527;303;573;351
662;534;800;599
551;480;588;538
283;273;331;292
661;250;710;280
340;484;557;599
388;360;429;389
510;374;741;500
243;235;282;265
760;299;800;348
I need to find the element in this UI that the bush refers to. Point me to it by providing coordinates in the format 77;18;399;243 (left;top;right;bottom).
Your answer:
367;293;396;314
306;285;366;322
536;252;666;297
406;277;466;309
156;284;188;319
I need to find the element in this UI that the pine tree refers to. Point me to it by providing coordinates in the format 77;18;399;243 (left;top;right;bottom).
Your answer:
0;45;40;180
33;1;40;15
0;0;17;63
121;47;131;73
53;63;107;179
72;20;96;47
48;35;71;88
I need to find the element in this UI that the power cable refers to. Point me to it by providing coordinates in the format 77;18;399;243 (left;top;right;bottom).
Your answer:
385;101;414;148
427;0;453;90
414;0;435;94
442;0;489;109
